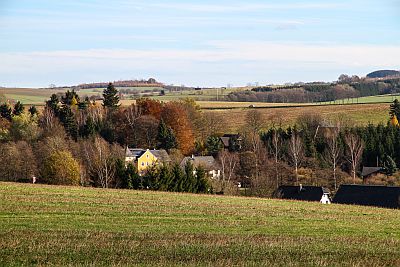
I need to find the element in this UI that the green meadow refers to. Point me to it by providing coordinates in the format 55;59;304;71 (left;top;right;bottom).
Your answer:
1;182;399;266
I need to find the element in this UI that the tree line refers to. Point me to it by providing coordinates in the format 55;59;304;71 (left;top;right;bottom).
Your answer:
1;83;400;197
227;76;400;103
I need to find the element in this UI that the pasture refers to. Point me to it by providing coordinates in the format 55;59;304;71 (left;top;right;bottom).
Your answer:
1;182;399;266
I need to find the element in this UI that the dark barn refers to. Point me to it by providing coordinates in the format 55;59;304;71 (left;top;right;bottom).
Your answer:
333;185;400;209
273;185;331;203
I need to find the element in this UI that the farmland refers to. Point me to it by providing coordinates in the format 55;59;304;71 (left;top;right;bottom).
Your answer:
1;182;399;266
0;87;394;131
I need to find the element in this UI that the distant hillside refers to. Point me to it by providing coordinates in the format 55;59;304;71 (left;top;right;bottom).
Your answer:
367;70;400;79
74;78;163;89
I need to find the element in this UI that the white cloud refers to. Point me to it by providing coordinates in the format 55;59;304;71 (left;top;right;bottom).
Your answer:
0;42;399;87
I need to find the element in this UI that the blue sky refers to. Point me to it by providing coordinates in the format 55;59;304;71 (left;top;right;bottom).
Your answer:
0;0;399;87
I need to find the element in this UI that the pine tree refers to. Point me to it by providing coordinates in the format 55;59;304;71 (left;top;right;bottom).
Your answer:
126;163;140;189
205;135;223;156
28;106;38;116
158;164;173;191
390;99;400;119
0;104;12;121
195;166;210;193
102;83;119;109
59;105;78;140
46;94;60;114
171;163;184;192
61;90;80;106
12;101;24;116
157;119;177;150
384;155;397;176
80;116;96;138
184;161;196;192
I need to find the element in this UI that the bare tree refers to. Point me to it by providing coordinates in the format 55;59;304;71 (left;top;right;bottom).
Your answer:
124;104;142;131
288;132;303;185
268;129;282;188
218;150;239;191
345;132;364;184
323;127;342;190
83;136;117;188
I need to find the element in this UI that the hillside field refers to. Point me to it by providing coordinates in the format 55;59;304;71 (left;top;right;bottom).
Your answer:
1;182;399;266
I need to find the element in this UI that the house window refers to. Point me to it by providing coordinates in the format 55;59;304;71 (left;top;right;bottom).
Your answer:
147;155;149;158
146;162;149;166
141;162;145;166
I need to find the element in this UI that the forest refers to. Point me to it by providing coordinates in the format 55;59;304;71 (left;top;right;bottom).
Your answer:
1;83;400;197
227;76;400;103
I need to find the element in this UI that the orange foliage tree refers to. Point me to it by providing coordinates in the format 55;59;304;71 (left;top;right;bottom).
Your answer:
162;102;195;155
136;98;163;120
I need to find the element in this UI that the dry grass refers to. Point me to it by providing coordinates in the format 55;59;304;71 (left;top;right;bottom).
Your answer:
1;182;399;266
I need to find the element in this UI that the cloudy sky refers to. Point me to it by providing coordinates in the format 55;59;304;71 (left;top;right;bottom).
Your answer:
0;0;399;87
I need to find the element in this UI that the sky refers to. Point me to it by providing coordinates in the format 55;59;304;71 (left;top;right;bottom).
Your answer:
0;0;399;87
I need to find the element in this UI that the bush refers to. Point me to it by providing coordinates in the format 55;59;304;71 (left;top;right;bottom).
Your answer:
41;150;81;185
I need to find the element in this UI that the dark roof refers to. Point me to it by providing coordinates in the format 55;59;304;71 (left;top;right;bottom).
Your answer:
273;185;329;202
150;149;171;163
220;137;230;147
126;148;171;163
333;185;400;209
180;156;219;170
361;167;383;177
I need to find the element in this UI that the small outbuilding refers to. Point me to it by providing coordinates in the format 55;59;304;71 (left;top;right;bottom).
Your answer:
333;185;400;209
273;185;331;204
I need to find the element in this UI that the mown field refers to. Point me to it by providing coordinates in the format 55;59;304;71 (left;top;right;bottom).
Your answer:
208;103;390;132
1;182;399;266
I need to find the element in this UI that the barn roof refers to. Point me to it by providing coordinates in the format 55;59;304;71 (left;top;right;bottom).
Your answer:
361;167;383;177
273;185;329;202
333;185;400;209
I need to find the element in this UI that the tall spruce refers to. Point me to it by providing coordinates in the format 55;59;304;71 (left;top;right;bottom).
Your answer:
184;161;196;192
0;104;12;121
195;166;210;193
28;106;38;116
102;83;120;109
12;101;24;116
157;119;178;150
389;99;400;119
59;105;78;140
46;94;60;115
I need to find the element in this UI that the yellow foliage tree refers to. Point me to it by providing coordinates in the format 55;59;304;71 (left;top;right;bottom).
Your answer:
390;115;399;127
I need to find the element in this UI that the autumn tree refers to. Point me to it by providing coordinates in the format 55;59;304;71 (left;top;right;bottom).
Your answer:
9;113;41;142
162;102;195;155
41;150;80;185
136;98;162;119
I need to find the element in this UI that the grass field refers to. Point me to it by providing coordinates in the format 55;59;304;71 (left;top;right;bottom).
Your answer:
1;182;399;266
208;103;390;132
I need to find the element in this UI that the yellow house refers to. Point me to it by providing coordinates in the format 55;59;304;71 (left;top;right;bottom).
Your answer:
125;148;170;175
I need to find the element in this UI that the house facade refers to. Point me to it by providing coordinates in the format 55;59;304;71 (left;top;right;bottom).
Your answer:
125;148;170;175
